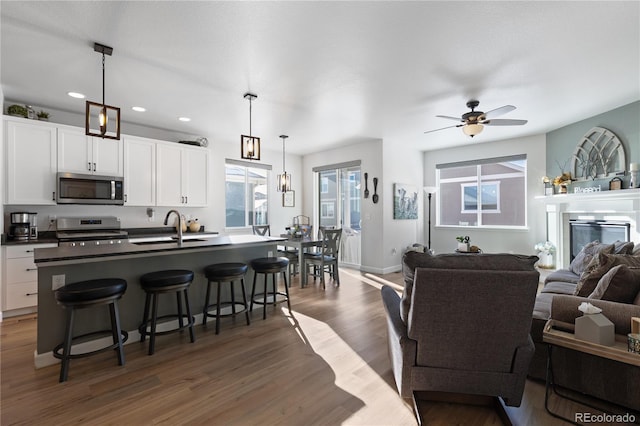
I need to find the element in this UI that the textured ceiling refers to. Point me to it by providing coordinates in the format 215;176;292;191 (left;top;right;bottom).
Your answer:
2;1;639;155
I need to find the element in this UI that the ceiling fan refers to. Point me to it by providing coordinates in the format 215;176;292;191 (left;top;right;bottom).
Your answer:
424;100;528;137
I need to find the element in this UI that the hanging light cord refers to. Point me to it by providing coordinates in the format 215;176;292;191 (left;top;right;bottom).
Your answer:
249;97;252;137
282;137;286;172
102;52;106;106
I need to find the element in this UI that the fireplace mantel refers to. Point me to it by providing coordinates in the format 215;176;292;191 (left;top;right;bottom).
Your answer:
535;188;640;205
537;188;640;268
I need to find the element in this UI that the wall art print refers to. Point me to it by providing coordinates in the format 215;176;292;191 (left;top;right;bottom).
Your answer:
393;183;418;220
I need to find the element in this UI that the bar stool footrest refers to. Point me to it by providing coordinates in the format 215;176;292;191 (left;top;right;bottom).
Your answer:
139;314;195;337
204;302;249;317
252;293;289;305
53;330;129;360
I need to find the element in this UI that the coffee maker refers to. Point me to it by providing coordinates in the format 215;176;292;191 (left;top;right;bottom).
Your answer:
9;212;37;241
29;212;38;239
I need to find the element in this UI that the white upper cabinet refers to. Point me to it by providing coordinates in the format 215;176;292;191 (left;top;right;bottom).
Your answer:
5;118;57;205
156;142;208;207
123;136;157;206
57;126;123;176
4;116;208;208
183;146;208;206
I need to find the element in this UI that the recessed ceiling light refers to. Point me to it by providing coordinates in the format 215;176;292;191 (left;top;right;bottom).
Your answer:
178;117;191;122
68;92;85;99
132;106;146;112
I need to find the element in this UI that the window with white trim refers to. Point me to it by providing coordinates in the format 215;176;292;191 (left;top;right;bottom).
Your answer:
321;202;335;219
321;177;329;194
225;161;269;228
437;155;526;228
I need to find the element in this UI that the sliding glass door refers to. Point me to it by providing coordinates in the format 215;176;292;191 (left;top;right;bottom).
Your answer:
318;166;361;267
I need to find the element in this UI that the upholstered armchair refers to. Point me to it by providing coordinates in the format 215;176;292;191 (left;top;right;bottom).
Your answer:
381;253;539;407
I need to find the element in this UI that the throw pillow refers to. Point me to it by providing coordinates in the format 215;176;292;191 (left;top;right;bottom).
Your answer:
588;265;640;303
575;253;640;297
569;241;614;276
613;240;636;255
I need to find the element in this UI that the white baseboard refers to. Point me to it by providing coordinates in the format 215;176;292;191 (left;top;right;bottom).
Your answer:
360;264;402;275
34;312;205;369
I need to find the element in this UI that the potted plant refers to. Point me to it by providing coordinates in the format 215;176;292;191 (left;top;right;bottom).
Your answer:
37;110;50;121
534;241;556;268
7;104;28;118
456;235;470;252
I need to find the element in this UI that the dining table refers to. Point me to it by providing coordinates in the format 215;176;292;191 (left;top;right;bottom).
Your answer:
279;234;322;287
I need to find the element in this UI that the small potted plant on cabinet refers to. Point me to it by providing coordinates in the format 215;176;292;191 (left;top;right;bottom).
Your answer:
7;104;28;118
37;110;50;121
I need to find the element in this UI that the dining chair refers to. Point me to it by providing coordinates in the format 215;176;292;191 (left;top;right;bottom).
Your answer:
304;228;342;289
252;225;271;236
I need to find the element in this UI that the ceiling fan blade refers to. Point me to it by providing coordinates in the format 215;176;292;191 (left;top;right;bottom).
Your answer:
435;115;463;122
424;124;463;134
483;119;528;126
483;105;516;119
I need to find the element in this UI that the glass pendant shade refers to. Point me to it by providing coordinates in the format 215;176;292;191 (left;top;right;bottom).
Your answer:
463;123;483;137
277;172;291;192
86;101;120;140
85;43;120;140
241;135;260;160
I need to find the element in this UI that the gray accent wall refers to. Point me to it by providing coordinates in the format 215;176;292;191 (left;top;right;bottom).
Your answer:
546;101;640;178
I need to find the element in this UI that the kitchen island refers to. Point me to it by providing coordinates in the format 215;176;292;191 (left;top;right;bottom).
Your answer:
34;234;285;367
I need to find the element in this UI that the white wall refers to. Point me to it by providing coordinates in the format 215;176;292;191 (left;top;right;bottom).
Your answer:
302;139;383;273
423;134;548;256
382;139;425;272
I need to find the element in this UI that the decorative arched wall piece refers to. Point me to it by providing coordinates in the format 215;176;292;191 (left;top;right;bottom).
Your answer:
571;127;626;180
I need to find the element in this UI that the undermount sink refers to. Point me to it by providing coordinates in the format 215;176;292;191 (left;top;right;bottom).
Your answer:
129;233;218;245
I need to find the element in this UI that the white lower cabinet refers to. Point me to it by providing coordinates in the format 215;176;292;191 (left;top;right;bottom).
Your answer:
3;243;57;315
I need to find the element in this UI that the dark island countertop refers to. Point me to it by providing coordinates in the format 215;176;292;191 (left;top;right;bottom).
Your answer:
34;233;287;361
34;234;286;265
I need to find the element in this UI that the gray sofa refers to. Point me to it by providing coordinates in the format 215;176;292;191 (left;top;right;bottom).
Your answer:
382;252;539;406
529;245;640;411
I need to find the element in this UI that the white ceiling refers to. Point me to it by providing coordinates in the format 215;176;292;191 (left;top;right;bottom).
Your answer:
2;1;639;155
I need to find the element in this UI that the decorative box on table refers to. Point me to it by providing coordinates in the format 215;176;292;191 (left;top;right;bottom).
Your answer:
575;313;614;346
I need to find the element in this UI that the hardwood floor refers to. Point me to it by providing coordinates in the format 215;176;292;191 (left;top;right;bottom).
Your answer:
0;269;630;425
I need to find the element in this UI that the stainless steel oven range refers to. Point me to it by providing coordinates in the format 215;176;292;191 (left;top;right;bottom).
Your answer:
56;216;128;247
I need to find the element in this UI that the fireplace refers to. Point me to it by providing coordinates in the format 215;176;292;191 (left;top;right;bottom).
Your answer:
569;220;631;260
540;189;639;268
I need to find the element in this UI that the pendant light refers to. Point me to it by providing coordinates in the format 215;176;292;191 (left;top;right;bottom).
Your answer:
85;42;121;140
241;92;260;160
277;135;292;192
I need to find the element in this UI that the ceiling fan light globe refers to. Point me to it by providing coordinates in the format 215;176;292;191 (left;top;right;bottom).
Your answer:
463;123;484;137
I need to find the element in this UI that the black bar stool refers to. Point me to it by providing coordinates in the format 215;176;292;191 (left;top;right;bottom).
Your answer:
203;262;250;334
250;257;291;320
138;269;195;355
53;278;128;382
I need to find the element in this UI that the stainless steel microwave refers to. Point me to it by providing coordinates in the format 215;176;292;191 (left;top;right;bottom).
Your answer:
56;172;124;205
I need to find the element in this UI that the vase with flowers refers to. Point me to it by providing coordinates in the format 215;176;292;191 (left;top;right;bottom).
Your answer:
534;241;556;269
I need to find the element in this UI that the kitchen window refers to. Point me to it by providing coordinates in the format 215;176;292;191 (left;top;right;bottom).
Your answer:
225;160;270;228
437;155;526;228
